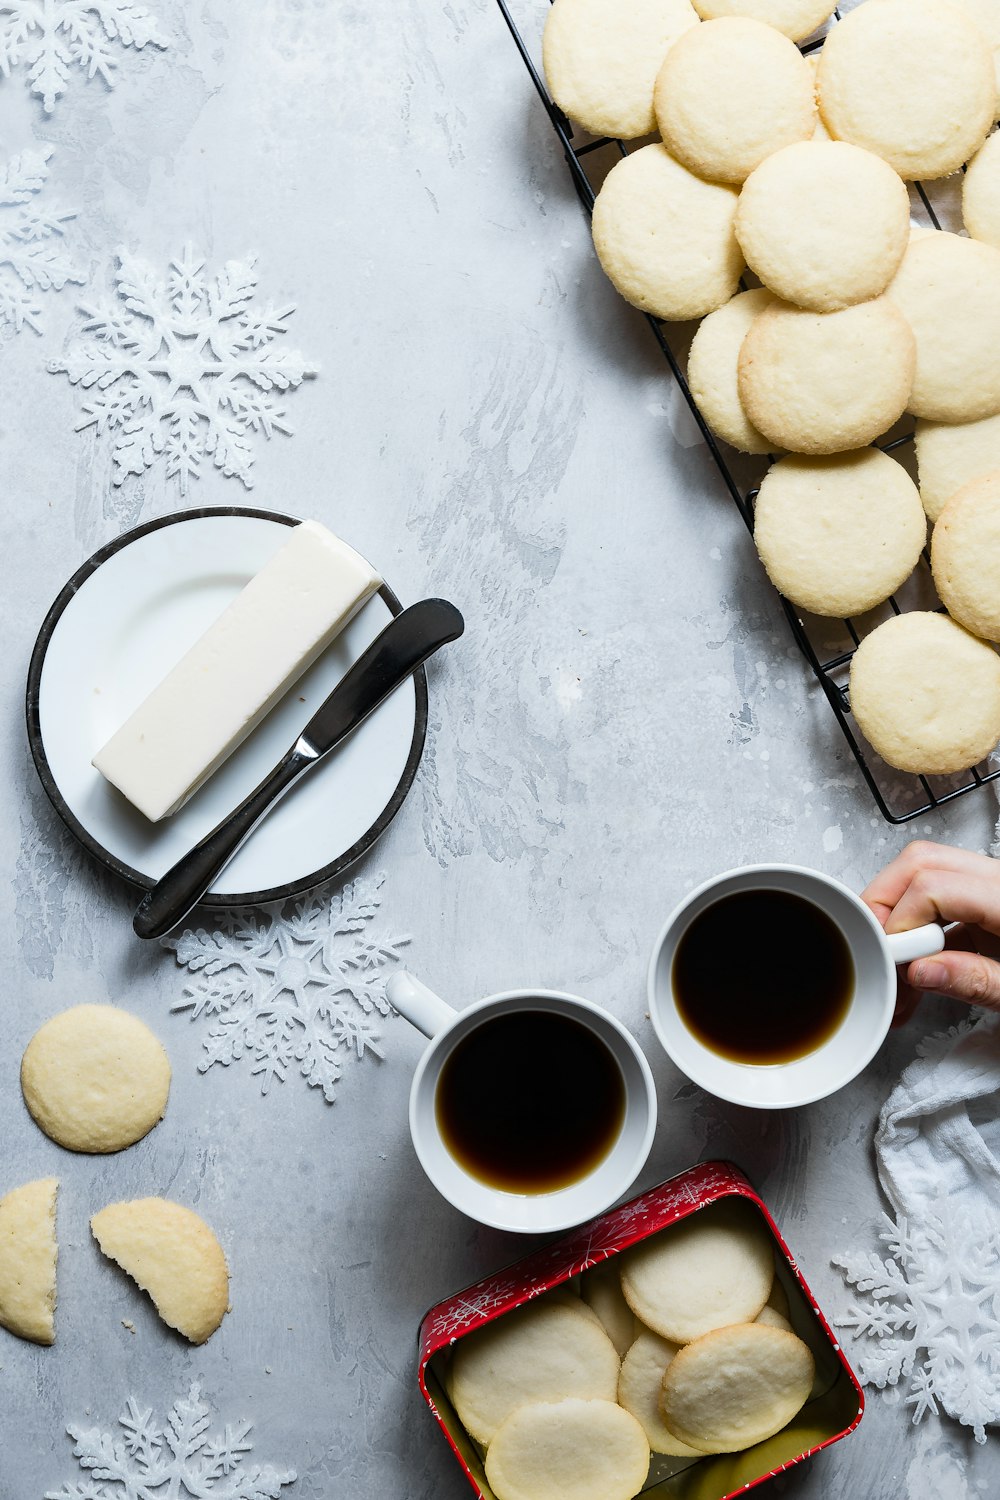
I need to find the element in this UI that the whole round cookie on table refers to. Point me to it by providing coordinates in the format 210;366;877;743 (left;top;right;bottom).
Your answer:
542;0;699;139
686;288;775;454
690;0;832;40
931;472;1000;643
816;0;994;179
20;1003;171;1153
591;143;744;320
737;296;915;454
753;450;926;617
886;232;1000;422
654;16;816;184
849;612;1000;774
735;140;911;311
915;413;1000;523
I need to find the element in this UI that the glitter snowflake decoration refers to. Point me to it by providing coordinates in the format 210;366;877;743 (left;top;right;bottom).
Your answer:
163;873;411;1102
0;0;167;113
49;244;318;493
45;1382;296;1499
834;1207;1000;1444
0;146;83;332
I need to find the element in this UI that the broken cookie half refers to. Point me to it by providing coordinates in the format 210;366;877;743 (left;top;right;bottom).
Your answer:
0;1177;59;1345
91;1197;229;1345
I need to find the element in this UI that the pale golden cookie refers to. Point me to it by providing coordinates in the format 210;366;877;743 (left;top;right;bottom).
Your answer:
687;288;775;455
0;1178;58;1346
581;1259;639;1355
886;232;1000;422
485;1399;650;1500
849;612;1000;774
654;18;816;184
592;144;744;321
964;129;1000;249
618;1331;702;1456
915;413;1000;523
542;0;699;140
737;298;915;455
756;1305;793;1332
691;0;832;42
661;1323;814;1454
932;472;1000;641
21;1003;171;1154
816;0;993;180
619;1201;773;1345
735;140;910;312
752;451;926;617
91;1198;229;1345
449;1298;620;1447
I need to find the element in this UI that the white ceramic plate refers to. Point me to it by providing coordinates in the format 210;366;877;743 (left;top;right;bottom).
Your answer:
27;507;426;905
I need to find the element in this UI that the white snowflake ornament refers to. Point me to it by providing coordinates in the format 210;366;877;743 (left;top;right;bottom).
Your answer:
45;1382;296;1499
834;1206;1000;1443
163;873;411;1102
49;244;318;493
0;0;168;112
0;146;83;332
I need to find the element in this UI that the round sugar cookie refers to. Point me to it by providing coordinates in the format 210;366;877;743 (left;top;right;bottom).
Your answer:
21;1004;171;1154
737;298;915;455
915;413;1000;522
90;1197;229;1345
654;19;816;185
849;612;1000;774
581;1259;639;1355
542;0;699;140
932;472;1000;641
661;1323;815;1455
886;232;1000;423
964;129;1000;248
592;144;744;321
816;0;994;180
449;1299;620;1446
618;1331;702;1456
756;1305;793;1332
619;1201;773;1344
691;1;832;42
752;450;926;617
735;140;910;312
485;1399;650;1500
687;289;775;454
0;1178;58;1346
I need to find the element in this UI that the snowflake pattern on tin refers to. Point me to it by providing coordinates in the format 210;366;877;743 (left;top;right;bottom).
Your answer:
0;146;83;332
0;0;168;113
49;244;318;493
44;1382;296;1499
163;873;410;1102
834;1206;1000;1444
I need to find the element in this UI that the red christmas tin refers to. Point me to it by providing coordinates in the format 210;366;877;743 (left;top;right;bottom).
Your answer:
418;1160;863;1500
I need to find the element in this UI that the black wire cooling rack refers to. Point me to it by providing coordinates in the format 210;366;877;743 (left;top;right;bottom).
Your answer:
497;0;1000;825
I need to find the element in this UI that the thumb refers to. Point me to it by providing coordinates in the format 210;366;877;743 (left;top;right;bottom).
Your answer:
907;951;1000;1011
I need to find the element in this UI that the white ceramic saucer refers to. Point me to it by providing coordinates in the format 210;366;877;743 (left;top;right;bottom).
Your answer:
26;507;426;906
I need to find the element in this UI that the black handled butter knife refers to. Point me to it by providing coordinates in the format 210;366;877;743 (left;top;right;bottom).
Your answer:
132;597;464;940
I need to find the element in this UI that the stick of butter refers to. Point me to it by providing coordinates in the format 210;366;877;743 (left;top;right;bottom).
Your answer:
92;520;382;822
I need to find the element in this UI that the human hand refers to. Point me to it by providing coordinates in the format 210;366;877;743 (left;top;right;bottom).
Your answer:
862;840;1000;1023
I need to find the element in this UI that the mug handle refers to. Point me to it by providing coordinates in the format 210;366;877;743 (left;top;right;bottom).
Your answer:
884;922;947;965
386;970;457;1039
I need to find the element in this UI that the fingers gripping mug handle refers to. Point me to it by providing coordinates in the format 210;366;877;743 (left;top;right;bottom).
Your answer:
885;922;947;966
386;970;457;1039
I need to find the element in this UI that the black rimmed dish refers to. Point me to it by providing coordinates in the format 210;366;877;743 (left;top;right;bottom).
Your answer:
26;506;428;908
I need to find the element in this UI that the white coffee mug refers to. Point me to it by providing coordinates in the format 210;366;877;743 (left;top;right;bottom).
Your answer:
648;864;946;1109
386;971;657;1233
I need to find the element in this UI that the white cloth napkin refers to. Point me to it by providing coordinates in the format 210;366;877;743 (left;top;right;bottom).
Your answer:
834;1017;1000;1442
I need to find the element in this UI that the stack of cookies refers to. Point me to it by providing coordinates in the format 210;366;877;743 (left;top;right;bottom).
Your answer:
543;0;1000;778
439;1201;818;1500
